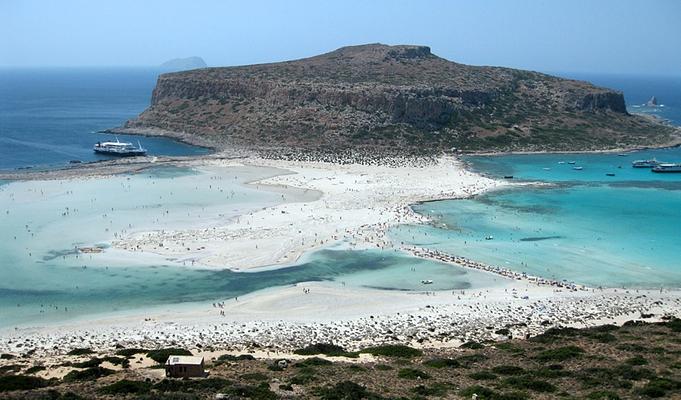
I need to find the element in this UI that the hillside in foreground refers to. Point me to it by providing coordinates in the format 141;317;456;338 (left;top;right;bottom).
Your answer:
1;318;681;399
117;44;679;155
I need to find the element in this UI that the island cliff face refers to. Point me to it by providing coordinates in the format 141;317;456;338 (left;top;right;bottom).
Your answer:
122;44;677;154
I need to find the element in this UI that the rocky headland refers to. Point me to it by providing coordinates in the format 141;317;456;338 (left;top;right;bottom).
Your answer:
114;44;679;156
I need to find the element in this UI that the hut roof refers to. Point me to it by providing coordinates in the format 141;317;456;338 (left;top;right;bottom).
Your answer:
165;355;204;365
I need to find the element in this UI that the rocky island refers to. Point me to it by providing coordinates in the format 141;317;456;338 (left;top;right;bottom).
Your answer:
159;56;207;72
115;44;678;155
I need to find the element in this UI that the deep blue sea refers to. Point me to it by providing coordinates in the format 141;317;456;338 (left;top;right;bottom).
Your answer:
560;72;681;126
0;68;209;171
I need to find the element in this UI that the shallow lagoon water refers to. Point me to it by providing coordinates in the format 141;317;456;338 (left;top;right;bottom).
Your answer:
393;147;681;288
0;165;499;328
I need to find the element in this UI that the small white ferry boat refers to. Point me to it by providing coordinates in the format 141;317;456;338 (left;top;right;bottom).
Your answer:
94;138;147;157
631;159;659;168
652;163;681;173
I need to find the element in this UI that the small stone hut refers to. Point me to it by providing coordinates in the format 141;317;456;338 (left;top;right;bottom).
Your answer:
165;355;206;378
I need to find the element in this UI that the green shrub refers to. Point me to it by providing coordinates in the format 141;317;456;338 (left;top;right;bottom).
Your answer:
294;343;347;356
0;365;22;375
576;367;632;390
592;333;617;343
616;343;646;352
494;343;525;354
100;379;151;394
411;383;451;396
637;377;681;398
66;348;94;356
225;382;277;399
614;364;654;381
0;354;15;360
457;354;488;367
71;357;102;368
57;391;86;399
460;385;495;398
470;370;498;380
267;364;284;371
397;368;430;380
63;367;114;382
138;394;198;400
531;365;570;378
24;365;46;374
154;378;232;392
360;344;422;358
492;365;525;375
422;357;460;368
504;376;556;392
461;341;485;349
665;318;681;332
535;345;584;361
217;354;256;362
625;355;648;366
316;380;381;400
241;372;268;381
587;391;622;400
374;364;393;371
289;368;317;385
0;375;49;392
114;348;148;358
146;348;192;364
296;357;332;367
460;385;528;399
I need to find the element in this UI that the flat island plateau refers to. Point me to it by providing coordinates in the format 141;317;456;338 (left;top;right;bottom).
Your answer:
113;43;680;155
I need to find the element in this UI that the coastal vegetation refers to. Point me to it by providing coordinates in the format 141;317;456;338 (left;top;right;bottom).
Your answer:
2;319;681;398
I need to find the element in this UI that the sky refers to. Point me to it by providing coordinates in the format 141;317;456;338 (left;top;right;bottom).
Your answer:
2;0;680;75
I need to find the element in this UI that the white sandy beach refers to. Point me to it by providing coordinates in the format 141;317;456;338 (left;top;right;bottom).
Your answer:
112;155;503;270
1;154;680;361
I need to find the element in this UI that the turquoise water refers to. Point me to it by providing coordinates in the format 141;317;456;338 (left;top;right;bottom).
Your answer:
0;166;499;328
0;247;495;328
466;147;681;184
392;147;681;288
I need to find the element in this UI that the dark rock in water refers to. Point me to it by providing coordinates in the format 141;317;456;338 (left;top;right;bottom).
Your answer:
646;96;658;106
160;57;207;72
69;160;82;164
122;43;678;155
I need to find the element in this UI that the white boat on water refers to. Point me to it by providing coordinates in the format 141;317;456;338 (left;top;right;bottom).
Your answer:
632;159;659;168
421;280;433;285
94;138;147;157
652;163;681;173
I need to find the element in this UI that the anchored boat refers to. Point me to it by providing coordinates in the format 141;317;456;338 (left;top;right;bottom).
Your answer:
94;138;147;157
632;159;659;168
652;163;681;173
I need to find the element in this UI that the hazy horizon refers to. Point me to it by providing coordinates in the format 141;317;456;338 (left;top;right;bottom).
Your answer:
2;0;681;76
